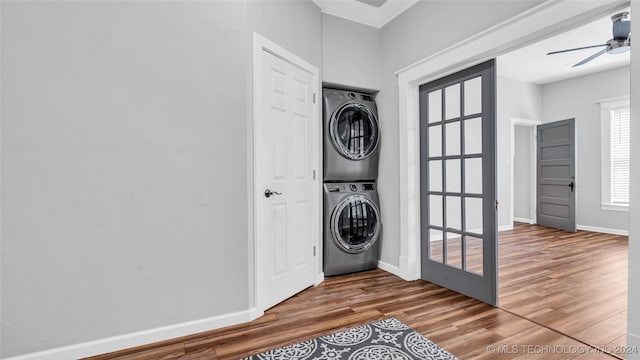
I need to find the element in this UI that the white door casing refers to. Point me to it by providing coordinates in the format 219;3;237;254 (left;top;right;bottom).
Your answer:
253;33;321;313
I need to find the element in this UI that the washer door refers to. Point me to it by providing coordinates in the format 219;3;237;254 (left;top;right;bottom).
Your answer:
331;195;381;253
330;102;379;160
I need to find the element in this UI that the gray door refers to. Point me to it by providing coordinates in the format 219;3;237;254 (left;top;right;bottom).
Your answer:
536;119;576;232
419;59;498;306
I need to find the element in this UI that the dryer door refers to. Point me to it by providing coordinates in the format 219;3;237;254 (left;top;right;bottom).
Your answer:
330;103;379;160
331;195;381;253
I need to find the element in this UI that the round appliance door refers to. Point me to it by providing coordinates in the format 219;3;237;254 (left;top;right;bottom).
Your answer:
330;195;381;254
330;102;379;160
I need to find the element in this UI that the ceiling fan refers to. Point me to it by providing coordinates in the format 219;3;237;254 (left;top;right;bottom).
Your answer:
547;12;631;67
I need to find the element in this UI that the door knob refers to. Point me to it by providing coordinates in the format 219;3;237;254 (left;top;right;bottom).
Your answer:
568;182;575;192
264;189;282;198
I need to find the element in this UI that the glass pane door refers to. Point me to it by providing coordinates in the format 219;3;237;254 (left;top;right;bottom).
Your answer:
419;59;497;306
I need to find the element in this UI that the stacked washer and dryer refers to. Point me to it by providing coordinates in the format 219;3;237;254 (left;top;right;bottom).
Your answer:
322;88;382;276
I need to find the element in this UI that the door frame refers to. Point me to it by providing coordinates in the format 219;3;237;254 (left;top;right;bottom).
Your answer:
396;0;628;281
251;32;323;315
510;117;541;225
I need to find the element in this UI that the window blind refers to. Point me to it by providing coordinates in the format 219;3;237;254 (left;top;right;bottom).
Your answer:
610;106;630;204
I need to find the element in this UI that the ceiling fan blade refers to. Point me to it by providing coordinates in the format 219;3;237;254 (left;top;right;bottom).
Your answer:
547;44;607;55
572;48;608;67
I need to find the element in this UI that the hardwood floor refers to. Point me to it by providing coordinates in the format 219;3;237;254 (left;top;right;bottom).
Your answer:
86;276;619;359
499;223;628;358
86;223;627;360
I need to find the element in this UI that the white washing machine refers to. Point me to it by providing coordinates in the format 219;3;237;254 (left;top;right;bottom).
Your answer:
324;182;382;276
323;88;380;182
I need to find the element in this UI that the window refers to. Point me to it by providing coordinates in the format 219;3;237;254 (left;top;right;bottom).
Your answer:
610;106;630;204
600;96;630;211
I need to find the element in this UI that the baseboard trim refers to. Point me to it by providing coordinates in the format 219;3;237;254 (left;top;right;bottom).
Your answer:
249;307;265;322
513;217;534;224
377;260;402;278
499;224;514;232
3;308;261;360
576;224;628;236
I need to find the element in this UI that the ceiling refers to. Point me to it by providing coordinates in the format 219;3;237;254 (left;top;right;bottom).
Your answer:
313;0;417;28
356;0;388;7
498;9;631;84
315;2;630;84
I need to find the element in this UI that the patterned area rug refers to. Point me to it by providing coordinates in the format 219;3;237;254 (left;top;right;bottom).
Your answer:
242;317;458;360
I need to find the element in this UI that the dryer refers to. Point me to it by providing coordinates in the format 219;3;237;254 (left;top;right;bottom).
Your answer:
323;88;380;182
324;182;382;276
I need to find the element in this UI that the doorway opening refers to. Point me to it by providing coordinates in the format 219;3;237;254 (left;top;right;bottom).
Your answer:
397;1;631;358
510;118;539;225
496;7;630;356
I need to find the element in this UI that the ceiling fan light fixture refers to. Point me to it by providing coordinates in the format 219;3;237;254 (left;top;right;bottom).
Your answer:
549;10;631;66
607;38;631;54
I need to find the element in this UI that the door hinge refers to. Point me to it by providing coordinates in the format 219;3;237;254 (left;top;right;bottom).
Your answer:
313;93;316;104
313;246;316;256
312;169;316;180
496;200;499;210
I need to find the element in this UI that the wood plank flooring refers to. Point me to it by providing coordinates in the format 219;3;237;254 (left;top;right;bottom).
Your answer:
499;223;628;358
86;223;627;360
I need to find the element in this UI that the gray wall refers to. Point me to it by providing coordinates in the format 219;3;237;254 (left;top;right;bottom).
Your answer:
378;0;544;266
514;126;533;221
249;0;322;70
541;66;630;232
496;76;543;228
321;14;381;90
627;1;639;354
0;0;321;357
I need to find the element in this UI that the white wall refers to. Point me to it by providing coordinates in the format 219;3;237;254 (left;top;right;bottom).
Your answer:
626;1;639;356
541;66;630;233
0;0;321;358
514;126;533;221
496;76;543;229
321;14;381;90
378;0;544;266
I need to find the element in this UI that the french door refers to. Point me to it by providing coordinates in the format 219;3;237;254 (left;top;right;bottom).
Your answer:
419;59;498;306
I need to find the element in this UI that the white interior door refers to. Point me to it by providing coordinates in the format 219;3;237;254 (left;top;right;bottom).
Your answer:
256;41;318;311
